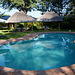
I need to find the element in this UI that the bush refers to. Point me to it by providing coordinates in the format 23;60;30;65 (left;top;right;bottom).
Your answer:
17;24;24;28
28;26;38;31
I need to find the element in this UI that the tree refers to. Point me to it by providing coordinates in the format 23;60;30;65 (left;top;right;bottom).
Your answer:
0;11;4;18
51;0;75;16
1;0;39;14
37;0;75;17
51;0;66;16
37;0;70;16
65;0;75;16
37;0;52;14
1;0;75;16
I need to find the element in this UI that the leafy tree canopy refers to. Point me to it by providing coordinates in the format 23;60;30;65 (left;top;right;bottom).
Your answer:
37;0;75;16
0;0;75;16
1;0;39;14
37;0;69;16
65;0;75;16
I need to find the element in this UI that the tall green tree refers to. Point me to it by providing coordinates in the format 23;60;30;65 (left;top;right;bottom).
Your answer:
37;0;52;14
1;0;39;14
1;0;74;16
65;0;75;16
38;0;69;16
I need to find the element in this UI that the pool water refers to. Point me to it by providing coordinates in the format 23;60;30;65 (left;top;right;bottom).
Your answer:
0;33;75;70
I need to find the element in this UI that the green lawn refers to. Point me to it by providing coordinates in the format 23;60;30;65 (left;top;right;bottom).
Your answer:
0;29;75;40
0;29;45;40
0;30;32;40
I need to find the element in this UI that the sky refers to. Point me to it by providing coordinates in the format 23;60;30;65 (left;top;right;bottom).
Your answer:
0;8;42;18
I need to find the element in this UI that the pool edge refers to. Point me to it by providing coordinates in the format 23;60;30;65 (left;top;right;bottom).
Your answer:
0;64;75;75
0;31;75;75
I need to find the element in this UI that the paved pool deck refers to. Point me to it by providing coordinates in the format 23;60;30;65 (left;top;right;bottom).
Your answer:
0;32;75;75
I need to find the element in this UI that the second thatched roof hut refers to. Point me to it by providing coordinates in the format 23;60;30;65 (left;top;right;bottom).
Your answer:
37;11;63;22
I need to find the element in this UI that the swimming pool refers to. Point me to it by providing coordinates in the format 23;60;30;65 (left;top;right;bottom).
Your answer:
0;33;75;70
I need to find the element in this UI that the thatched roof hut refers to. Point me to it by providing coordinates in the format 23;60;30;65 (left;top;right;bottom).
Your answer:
6;11;36;23
37;11;63;22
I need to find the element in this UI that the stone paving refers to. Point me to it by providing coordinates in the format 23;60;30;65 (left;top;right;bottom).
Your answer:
0;64;75;75
0;32;75;75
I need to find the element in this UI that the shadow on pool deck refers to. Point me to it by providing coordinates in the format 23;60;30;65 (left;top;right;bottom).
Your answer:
0;66;24;75
0;65;75;75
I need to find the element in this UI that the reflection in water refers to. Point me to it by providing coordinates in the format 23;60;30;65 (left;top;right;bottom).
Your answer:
0;56;5;66
34;34;45;41
0;44;12;55
62;37;73;54
0;33;75;70
0;44;13;66
62;37;66;46
39;34;45;38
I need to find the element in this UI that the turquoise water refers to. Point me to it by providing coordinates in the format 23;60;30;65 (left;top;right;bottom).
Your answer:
0;33;75;70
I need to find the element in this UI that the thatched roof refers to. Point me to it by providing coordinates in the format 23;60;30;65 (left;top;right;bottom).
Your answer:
6;11;36;23
37;11;63;22
0;18;6;23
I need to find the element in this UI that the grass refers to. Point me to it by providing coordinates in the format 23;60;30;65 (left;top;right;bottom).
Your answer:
0;30;32;40
0;29;75;40
0;29;46;40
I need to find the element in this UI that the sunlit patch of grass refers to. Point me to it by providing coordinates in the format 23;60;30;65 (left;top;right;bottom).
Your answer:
0;30;8;35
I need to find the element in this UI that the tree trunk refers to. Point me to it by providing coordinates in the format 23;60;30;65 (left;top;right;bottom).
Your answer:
26;11;27;14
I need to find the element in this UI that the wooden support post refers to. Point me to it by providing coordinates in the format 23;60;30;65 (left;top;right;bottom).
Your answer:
13;23;15;28
12;23;15;28
8;23;10;32
32;24;33;32
31;22;33;32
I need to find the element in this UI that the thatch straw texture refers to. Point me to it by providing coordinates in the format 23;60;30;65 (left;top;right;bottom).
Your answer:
6;11;36;23
37;11;63;22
